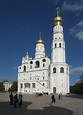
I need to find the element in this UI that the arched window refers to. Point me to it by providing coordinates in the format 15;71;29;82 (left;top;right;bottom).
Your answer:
32;83;35;88
60;67;64;73
35;61;40;68
24;66;26;72
59;43;61;47
55;44;57;48
53;67;56;73
43;63;45;67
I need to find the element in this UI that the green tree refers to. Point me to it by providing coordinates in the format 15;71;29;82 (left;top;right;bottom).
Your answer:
2;80;9;83
8;81;18;92
79;82;83;95
0;82;5;92
70;82;83;95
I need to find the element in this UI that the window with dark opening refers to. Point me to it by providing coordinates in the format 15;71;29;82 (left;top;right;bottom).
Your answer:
24;66;26;72
42;59;46;62
53;67;56;73
35;61;40;68
32;83;35;88
43;63;45;67
60;67;64;73
55;44;56;48
25;83;30;88
30;61;33;64
59;43;61;48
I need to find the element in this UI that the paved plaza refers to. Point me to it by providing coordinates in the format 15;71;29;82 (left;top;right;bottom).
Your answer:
0;92;83;115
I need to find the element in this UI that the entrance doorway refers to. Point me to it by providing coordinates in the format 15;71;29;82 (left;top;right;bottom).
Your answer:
53;87;56;94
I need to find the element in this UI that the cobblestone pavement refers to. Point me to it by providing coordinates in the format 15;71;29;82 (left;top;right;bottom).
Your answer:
0;92;83;115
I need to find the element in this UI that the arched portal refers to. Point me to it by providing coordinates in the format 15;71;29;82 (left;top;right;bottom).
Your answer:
53;87;56;94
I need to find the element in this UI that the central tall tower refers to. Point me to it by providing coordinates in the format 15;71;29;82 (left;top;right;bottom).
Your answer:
52;8;65;63
50;8;70;95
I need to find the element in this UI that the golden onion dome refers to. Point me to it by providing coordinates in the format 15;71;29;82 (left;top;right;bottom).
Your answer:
36;39;44;44
36;32;44;45
53;7;63;26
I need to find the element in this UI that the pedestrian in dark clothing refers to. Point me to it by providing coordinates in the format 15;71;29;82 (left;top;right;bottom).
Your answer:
51;94;56;103
19;93;22;105
9;92;13;105
18;94;22;107
13;93;18;108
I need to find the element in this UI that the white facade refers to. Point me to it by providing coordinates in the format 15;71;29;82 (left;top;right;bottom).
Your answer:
18;9;70;95
3;82;13;91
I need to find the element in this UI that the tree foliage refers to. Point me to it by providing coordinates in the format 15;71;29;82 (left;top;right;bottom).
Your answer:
70;82;83;95
0;82;5;92
8;81;18;92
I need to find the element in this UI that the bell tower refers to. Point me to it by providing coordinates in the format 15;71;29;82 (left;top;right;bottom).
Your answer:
50;8;70;95
51;7;65;63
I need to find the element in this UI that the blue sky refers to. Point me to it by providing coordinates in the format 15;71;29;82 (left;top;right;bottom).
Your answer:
0;0;83;85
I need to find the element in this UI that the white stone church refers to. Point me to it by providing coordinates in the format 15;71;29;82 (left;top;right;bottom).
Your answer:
18;9;70;95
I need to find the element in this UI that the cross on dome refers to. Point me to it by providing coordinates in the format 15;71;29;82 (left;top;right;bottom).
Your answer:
53;7;63;26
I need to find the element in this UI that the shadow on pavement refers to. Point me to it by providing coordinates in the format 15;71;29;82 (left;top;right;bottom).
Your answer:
64;94;83;99
0;101;73;115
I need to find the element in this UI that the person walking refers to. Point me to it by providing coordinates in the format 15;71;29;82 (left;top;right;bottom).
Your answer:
19;93;22;105
9;92;13;105
60;92;62;99
51;94;56;103
58;92;62;99
13;93;18;108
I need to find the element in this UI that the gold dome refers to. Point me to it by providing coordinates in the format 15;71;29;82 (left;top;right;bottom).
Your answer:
36;39;44;44
36;32;44;45
53;16;63;26
53;7;63;26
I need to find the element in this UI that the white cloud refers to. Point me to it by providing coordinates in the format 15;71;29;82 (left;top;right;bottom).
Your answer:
61;1;83;12
70;66;83;75
75;31;83;40
77;21;83;27
69;21;83;40
69;28;76;34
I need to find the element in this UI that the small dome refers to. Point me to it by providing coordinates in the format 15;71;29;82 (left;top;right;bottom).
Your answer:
53;7;63;26
36;39;44;44
53;16;63;26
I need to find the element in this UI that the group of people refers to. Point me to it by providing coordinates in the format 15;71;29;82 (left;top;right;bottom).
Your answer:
51;92;62;103
9;92;22;108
